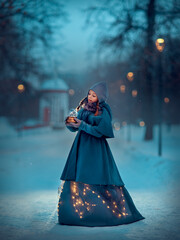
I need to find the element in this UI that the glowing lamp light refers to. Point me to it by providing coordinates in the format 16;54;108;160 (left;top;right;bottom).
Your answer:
69;89;75;95
164;97;170;103
127;72;134;81
17;84;25;93
155;38;165;52
139;121;145;127
132;90;138;97
120;85;126;93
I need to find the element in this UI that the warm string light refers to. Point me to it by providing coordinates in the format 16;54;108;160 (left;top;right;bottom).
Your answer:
105;187;128;217
57;181;129;219
70;182;97;218
71;182;128;219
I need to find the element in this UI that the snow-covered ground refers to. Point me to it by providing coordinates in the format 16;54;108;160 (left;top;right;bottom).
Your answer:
0;117;179;240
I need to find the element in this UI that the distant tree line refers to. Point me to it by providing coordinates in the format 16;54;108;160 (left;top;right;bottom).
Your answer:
82;0;180;140
0;0;68;118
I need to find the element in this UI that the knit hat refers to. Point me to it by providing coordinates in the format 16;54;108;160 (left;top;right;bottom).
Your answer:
87;81;109;103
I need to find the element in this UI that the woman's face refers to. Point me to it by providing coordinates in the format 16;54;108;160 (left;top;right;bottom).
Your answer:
88;89;98;103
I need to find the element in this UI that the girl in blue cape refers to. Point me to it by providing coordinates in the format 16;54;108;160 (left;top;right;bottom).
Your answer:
58;81;145;227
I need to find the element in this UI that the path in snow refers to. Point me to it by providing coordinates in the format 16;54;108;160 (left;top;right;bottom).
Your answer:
0;121;179;240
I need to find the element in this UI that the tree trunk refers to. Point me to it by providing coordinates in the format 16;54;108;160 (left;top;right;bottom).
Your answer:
143;0;156;140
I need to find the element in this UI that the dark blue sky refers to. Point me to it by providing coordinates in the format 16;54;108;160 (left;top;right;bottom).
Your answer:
56;0;179;73
59;0;140;73
59;0;96;72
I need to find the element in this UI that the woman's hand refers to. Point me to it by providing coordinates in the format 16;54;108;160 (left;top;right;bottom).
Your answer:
65;117;82;128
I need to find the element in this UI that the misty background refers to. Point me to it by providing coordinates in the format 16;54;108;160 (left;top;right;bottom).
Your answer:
0;0;179;139
0;1;180;239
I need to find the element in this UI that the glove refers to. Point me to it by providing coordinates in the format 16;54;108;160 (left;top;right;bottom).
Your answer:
65;117;82;128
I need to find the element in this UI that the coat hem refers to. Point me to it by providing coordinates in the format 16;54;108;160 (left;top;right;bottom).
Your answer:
60;178;125;187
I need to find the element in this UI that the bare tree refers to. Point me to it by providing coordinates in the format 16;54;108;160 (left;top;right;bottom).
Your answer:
0;0;69;81
82;0;180;140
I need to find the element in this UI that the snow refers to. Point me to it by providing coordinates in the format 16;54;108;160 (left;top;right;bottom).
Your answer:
0;117;179;240
40;78;68;90
0;117;17;138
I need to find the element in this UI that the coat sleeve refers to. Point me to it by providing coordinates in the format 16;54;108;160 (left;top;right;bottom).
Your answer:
65;108;83;132
78;109;114;138
66;125;78;132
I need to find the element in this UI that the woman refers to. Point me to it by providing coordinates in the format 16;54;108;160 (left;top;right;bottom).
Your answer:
58;81;145;227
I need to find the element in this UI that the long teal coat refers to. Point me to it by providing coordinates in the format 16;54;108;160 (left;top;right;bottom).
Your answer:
60;101;125;186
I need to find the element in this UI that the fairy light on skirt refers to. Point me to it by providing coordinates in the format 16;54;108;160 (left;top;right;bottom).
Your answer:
58;180;129;219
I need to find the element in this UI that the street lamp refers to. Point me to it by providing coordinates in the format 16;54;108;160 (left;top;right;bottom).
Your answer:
155;38;165;52
132;90;138;98
120;85;126;93
127;72;134;81
126;72;135;142
164;97;170;103
69;89;75;96
155;38;165;156
17;84;25;93
17;83;25;137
